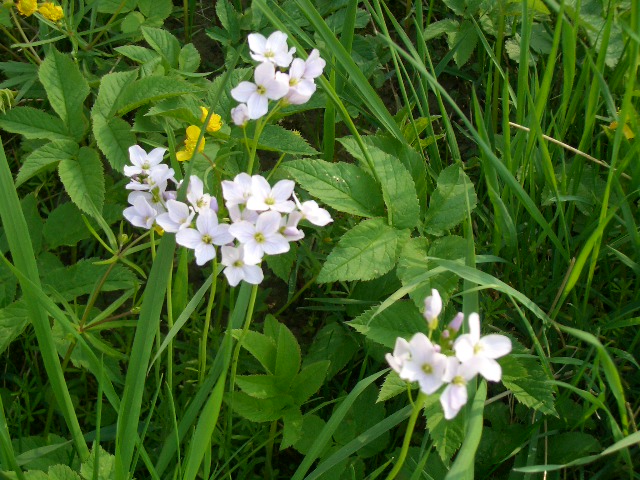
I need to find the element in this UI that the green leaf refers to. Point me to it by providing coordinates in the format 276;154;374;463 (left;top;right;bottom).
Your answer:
236;330;277;374
0;301;28;355
377;371;407;402
0;107;70;140
284;159;384;217
304;322;359;380
0;260;17;307
80;445;116;480
93;116;136;172
96;0;136;14
48;464;81;480
229;392;290;422
115;76;202;116
216;0;241;43
15;140;78;187
113;45;159;64
547;432;600;465
348;300;425;348
450;20;478;67
179;44;201;72
318;218;409;283
20;193;43;255
236;374;282;399
291;361;330;404
141;26;181;68
137;0;172;20
92;70;138;119
58;147;105;218
282;408;304;449
38;48;90;140
425;165;477;235
264;243;297;283
43;203;123;249
502;355;557;416
242;124;319;156
425;395;466;463
275;321;301;380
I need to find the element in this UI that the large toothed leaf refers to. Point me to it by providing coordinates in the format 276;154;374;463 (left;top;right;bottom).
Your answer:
38;48;90;140
348;300;425;348
92;70;138;119
318;218;409;283
425;164;477;235
93;115;136;172
58;147;105;218
234;125;319;156
15;140;79;187
284;159;384;217
0;107;70;141
141;26;181;68
115;76;202;116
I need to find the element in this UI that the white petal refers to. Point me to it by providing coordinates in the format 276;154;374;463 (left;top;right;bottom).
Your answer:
247;93;268;119
231;81;257;102
468;312;481;341
229;221;255;243
453;335;475;363
224;266;243;287
248;33;267;54
147;147;166;166
477;357;502;382
128;145;146;166
262;233;290;256
480;334;512;359
254;61;276;85
176;229;202;249
242;264;264;284
194;244;216;266
256;211;282;234
271;179;295;202
196;209;219;234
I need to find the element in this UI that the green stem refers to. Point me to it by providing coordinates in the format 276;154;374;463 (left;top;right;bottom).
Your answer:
385;392;426;480
265;419;278;480
199;261;218;384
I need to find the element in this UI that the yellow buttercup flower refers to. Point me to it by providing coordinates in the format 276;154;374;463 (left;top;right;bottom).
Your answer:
39;2;64;22
200;106;223;133
16;0;37;16
176;125;205;162
608;121;635;140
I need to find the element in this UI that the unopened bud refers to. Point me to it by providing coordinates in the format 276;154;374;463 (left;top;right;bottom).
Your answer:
448;312;464;332
423;289;442;325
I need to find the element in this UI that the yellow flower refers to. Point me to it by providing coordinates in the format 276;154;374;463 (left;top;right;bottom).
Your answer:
16;0;37;16
200;106;223;133
38;2;64;22
176;125;205;162
608;121;635;140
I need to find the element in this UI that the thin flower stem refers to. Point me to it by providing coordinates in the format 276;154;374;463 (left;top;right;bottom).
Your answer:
385;392;426;480
9;10;41;64
199;260;218;384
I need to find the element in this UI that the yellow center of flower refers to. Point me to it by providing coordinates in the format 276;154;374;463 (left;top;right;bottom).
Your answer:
201;234;212;245
473;343;483;355
453;375;465;386
254;232;265;243
257;86;267;95
233;259;243;267
421;363;433;374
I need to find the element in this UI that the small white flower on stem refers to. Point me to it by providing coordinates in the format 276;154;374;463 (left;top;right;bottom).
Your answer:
228;204;259;224
123;195;161;230
423;289;442;329
176;210;233;266
302;49;326;79
230;62;289;119
280;211;305;242
229;210;289;264
293;194;333;226
399;333;447;395
124;145;166;178
231;103;250;126
187;175;217;214
246;176;295;213
126;164;175;193
221;245;264;286
285;58;317;105
385;337;411;375
453;313;512;382
440;357;477;420
248;31;295;67
155;200;195;233
222;173;254;208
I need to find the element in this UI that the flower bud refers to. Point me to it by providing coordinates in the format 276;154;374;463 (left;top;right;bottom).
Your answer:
448;312;464;332
423;289;442;330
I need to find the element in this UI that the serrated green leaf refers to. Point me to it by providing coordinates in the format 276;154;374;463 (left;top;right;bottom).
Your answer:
285;159;383;217
58;147;104;218
0;260;17;307
318;218;409;283
236;374;282;399
145;96;200;124
48;464;81;480
229;392;291;422
179;43;201;72
114;45;159;64
240;124;319;156
377;371;408;402
304;322;359;380
425;165;477;235
138;0;172;20
96;0;136;14
216;0;240;42
38;48;89;140
141;26;181;68
115;76;202;116
0;301;28;355
348;300;426;348
502;355;557;416
425;394;466;463
546;432;601;464
43;203;122;249
275;321;301;380
0;107;70;140
93;116;136;172
450;20;478;67
15;140;78;187
424;18;459;40
291;361;329;405
80;445;116;480
282;408;304;450
92;70;138;119
264;243;297;283
236;330;277;374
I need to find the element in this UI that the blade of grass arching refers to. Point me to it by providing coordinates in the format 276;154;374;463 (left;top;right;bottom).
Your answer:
444;381;487;480
0;143;89;461
306;405;413;480
0;394;25;480
114;235;176;480
381;38;569;260
515;0;531;126
154;283;253;477
291;370;386;480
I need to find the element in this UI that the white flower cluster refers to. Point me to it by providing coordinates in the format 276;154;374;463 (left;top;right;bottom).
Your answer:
122;146;332;287
386;289;512;420
230;31;326;124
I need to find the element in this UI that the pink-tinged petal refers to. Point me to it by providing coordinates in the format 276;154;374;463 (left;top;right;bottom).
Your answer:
480;334;512;359
453;335;475;363
423;289;442;321
176;229;202;249
229;221;256;243
266;73;290;99
271;179;295;201
248;33;267;54
196;209;219;234
147;147;166;166
211;224;234;246
194;244;216;266
289;58;305;80
386;353;402;374
304;50;326;78
242;242;264;264
155;213;179;233
243;264;264;284
442;356;460;383
128;145;146;166
123;165;142;177
224;266;244;287
468;312;481;341
296;79;317;96
266;31;288;50
476;357;502;382
262;233;290;256
256;211;282;234
220;245;239;267
254;61;276;85
231;81;257;102
417;373;444;395
247;94;268;119
251;175;272;198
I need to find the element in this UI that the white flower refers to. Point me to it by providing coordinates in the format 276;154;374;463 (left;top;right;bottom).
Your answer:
228;210;289;264
222;173;254;208
248;31;295;67
423;289;442;330
279;211;304;242
231;103;250;126
303;49;326;79
187;175;217;214
453;313;512;382
221;245;264;286
228;204;259;224
123;195;162;230
126;164;175;192
176;210;233;266
230;62;289;119
440;357;477;420
399;333;447;395
246;176;295;213
285;58;317;105
155;200;195;233
385;337;411;375
124;145;167;178
293;195;332;226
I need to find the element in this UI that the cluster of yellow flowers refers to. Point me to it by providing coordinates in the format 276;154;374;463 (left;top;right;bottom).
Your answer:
176;107;223;162
16;0;64;22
